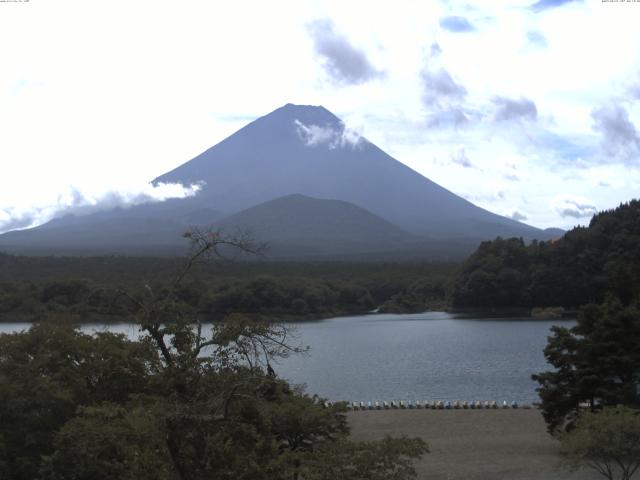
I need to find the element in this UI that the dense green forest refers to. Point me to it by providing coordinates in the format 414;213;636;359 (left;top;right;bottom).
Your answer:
451;200;640;309
3;199;640;321
0;253;455;322
0;230;428;479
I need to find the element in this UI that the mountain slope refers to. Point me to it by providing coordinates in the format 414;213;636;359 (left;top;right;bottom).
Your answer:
213;194;416;258
0;199;223;256
154;103;553;241
0;103;559;258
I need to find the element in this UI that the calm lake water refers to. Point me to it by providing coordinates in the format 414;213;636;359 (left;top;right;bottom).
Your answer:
0;312;573;404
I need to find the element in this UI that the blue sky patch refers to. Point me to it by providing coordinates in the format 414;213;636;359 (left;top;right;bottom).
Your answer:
439;16;475;33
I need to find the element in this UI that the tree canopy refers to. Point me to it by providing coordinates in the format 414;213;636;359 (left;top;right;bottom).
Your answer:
452;200;640;308
0;253;454;322
532;298;640;433
559;406;640;480
0;229;428;479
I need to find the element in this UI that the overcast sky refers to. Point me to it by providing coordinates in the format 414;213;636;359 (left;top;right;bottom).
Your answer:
1;0;640;233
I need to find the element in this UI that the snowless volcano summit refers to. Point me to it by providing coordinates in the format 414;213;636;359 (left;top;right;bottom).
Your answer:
0;104;557;258
154;103;549;241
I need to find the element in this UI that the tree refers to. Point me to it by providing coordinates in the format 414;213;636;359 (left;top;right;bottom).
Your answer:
0;321;158;480
302;436;428;480
559;406;640;480
533;298;640;433
40;403;174;480
0;228;428;479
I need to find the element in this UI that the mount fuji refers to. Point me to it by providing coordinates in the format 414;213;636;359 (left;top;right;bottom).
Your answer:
0;104;559;259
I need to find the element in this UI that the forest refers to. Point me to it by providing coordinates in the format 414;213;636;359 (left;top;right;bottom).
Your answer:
0;232;428;479
451;200;640;309
2;203;640;478
0;252;454;322
2;201;640;322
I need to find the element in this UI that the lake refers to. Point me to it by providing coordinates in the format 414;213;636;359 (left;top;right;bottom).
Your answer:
0;312;572;404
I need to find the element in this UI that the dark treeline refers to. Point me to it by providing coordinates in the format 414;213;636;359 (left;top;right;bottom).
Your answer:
4;199;640;320
0;255;456;321
451;200;640;309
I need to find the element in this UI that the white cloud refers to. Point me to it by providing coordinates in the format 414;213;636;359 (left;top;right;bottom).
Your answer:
294;120;363;149
0;182;202;234
451;147;475;168
307;19;384;85
492;97;538;122
551;195;597;219
506;210;528;222
294;121;336;147
591;103;640;164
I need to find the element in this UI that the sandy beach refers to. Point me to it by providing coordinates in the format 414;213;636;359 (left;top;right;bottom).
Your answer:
348;409;602;480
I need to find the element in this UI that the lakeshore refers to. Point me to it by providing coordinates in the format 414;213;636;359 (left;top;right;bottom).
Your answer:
348;409;602;480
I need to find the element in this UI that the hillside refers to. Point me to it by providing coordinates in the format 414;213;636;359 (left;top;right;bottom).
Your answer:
212;194;416;258
0;198;222;256
451;200;640;308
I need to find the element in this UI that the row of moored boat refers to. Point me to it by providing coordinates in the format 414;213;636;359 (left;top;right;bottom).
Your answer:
323;400;532;410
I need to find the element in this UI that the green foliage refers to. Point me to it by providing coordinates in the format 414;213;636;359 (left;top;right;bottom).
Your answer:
0;230;428;479
302;436;428;480
0;323;423;480
452;200;640;308
532;298;640;433
40;280;91;306
0;258;455;322
201;275;374;319
0;322;158;480
559;406;640;480
41;403;174;480
379;277;448;313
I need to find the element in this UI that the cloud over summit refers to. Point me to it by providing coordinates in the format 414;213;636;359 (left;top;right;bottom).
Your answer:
294;119;363;150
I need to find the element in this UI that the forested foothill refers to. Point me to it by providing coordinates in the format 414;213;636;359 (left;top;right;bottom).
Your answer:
2;201;640;322
451;200;640;310
0;252;455;323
